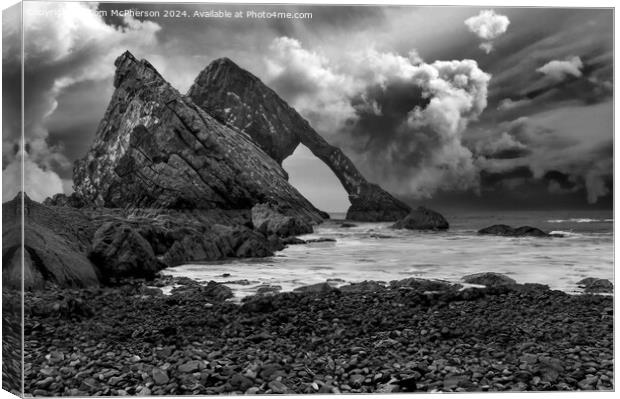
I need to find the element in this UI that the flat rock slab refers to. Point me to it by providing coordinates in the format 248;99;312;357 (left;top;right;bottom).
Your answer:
478;224;553;237
462;272;517;287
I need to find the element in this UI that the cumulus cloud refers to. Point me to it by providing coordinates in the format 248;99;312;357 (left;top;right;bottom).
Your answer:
2;152;65;203
536;56;583;81
2;2;161;202
464;10;510;54
475;131;528;159
265;37;360;134
265;37;491;199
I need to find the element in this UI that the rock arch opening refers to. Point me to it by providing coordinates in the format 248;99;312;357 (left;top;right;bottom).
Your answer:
283;144;351;216
187;56;412;221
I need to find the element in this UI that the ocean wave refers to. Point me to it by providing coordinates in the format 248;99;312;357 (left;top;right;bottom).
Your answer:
547;218;613;223
549;230;581;237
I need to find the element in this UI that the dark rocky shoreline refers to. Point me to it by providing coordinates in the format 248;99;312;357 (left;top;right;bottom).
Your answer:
23;275;613;395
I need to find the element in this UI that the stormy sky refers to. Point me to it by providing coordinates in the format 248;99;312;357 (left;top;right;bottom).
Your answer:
2;1;613;212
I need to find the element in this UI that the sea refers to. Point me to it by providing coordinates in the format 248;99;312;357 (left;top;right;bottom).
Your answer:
162;210;614;299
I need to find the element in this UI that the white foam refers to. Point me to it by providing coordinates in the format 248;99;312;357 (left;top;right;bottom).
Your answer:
548;218;612;223
162;220;613;300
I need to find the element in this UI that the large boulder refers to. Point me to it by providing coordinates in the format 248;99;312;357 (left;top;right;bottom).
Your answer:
88;221;164;280
577;277;613;293
462;272;517;287
478;224;550;237
3;193;100;289
251;203;313;237
392;207;449;230
73;51;325;224
293;282;337;293
188;57;410;222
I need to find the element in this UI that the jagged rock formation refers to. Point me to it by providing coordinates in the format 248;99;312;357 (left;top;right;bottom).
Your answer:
73;51;325;224
187;57;411;221
8;193;289;288
43;193;85;208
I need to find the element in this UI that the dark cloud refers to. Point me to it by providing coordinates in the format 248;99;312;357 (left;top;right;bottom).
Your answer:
4;3;612;209
45;79;113;175
3;1;161;201
263;37;491;198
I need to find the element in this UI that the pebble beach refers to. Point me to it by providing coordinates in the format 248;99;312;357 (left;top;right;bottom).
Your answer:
22;275;613;395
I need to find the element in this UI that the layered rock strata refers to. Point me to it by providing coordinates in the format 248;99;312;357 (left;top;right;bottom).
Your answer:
188;57;411;221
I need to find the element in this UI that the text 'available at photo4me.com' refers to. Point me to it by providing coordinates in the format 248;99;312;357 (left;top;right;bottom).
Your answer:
27;5;313;19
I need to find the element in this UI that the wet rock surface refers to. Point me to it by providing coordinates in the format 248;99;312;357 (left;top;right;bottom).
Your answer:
11;195;297;288
282;237;336;245
188;57;410;222
478;225;555;237
24;275;613;395
392;207;449;231
251;203;313;237
462;273;518;287
577;278;613;293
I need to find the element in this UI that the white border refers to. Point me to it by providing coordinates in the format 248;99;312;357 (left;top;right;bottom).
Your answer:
0;1;616;399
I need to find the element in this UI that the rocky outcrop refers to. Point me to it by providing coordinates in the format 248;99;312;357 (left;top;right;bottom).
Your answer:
187;57;411;221
251;203;313;237
293;282;337;293
88;222;165;281
43;193;85;208
3;193;100;289
390;277;459;291
169;280;233;302
9;193;292;289
463;272;517;287
577;277;613;293
88;209;284;268
73;51;324;225
339;281;386;293
392;207;449;230
478;224;552;237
